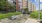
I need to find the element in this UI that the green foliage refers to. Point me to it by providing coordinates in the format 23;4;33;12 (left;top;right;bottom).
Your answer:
30;11;38;18
24;8;28;13
9;5;16;12
0;12;22;19
24;8;28;11
40;12;42;19
30;11;42;19
0;0;9;10
0;0;16;12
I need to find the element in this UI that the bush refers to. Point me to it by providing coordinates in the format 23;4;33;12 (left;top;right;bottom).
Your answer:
30;11;42;19
24;8;28;13
40;12;42;19
24;8;32;14
0;0;16;12
27;11;32;14
30;11;38;18
24;8;28;11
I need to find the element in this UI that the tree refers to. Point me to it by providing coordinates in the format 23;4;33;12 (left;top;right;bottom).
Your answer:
0;0;10;11
0;0;16;12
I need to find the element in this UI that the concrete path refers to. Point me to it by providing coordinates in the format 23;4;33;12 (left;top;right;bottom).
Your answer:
0;22;1;23
25;18;39;23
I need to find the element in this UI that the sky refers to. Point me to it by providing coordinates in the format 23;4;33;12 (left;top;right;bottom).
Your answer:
31;0;42;10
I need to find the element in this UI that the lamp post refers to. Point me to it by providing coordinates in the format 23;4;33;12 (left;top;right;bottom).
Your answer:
38;0;40;23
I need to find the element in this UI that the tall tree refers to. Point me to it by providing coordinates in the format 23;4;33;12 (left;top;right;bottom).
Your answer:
0;0;16;12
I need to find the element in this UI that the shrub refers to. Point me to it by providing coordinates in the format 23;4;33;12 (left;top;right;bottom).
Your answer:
30;11;38;18
24;8;28;13
24;8;28;11
30;11;42;19
24;8;32;14
40;12;42;19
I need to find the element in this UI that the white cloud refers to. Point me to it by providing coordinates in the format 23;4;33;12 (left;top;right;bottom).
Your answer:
40;0;42;2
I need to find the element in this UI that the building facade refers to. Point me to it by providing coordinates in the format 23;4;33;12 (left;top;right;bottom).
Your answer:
22;0;27;9
32;4;36;11
22;0;36;12
8;0;36;12
27;1;36;12
18;0;22;11
27;2;32;11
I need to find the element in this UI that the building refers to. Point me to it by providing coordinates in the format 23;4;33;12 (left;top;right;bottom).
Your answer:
8;0;36;12
22;0;27;9
18;0;22;11
8;0;19;11
27;1;36;12
27;2;32;11
16;0;19;11
13;0;22;11
18;0;36;12
18;0;27;11
32;4;36;11
22;0;36;12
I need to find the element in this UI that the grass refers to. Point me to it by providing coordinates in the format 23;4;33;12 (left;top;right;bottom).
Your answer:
0;12;22;19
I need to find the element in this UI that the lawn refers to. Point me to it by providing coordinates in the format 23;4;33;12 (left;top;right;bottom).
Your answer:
0;12;22;19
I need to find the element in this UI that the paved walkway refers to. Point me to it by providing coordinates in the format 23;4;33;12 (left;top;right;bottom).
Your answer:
25;18;39;23
0;22;1;23
0;14;40;23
